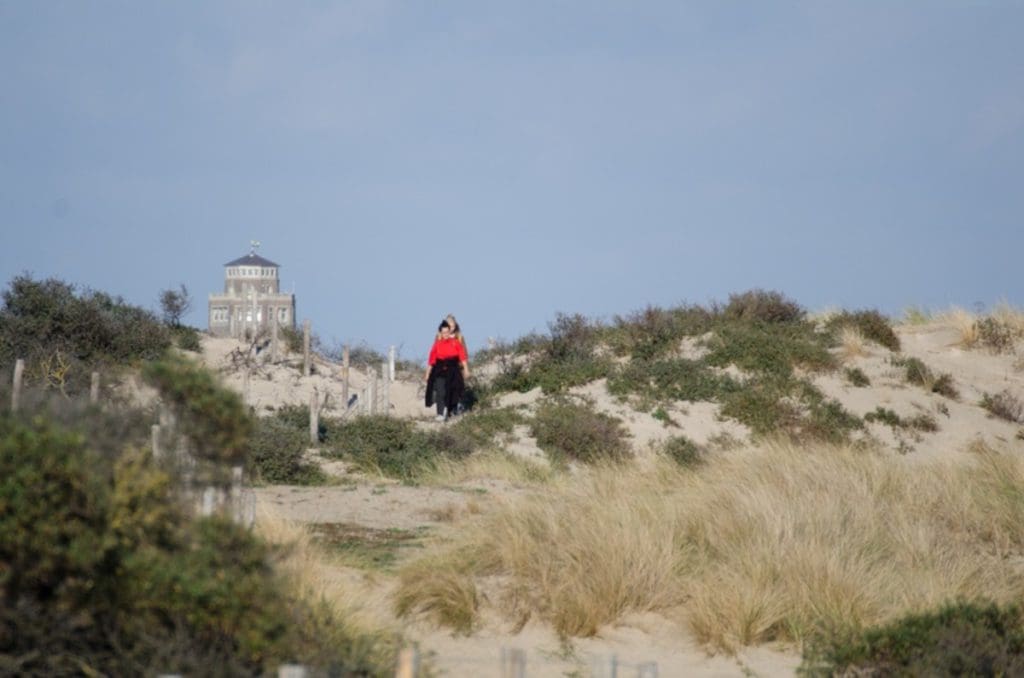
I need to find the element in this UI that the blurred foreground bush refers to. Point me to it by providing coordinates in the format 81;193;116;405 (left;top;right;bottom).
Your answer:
0;410;386;676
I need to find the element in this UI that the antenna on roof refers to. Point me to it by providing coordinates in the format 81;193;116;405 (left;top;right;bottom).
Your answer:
250;239;261;255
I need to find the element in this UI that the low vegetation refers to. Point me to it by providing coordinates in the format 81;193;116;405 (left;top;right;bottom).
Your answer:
0;275;172;396
394;441;1024;653
801;601;1024;676
893;356;959;399
980;390;1024;424
530;396;632;464
0;404;391;676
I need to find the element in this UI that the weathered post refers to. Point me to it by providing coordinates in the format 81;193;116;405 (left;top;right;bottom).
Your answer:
302;319;311;377
90;371;100;404
11;358;24;412
309;388;319;444
278;666;308;678
394;647;418;678
368;368;377;415
151;424;161;460
501;647;526;678
637;661;659;677
381;362;390;415
271;319;280;363
388;345;396;382
242;367;250;406
341;344;350;408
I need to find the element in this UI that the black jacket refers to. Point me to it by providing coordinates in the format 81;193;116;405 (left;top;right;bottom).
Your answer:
425;357;465;413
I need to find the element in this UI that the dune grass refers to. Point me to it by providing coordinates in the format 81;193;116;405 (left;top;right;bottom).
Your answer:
253;505;402;670
392;441;1024;653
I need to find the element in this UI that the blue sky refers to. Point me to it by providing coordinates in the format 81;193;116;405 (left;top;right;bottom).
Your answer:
1;2;1022;359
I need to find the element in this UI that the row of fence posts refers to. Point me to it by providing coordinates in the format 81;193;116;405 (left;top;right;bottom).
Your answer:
167;647;658;677
9;358;254;526
250;320;397;443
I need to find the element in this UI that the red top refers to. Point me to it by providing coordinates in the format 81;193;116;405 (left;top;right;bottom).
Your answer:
428;337;468;365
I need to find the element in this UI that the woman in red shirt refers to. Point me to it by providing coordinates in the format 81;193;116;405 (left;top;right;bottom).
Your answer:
424;320;470;421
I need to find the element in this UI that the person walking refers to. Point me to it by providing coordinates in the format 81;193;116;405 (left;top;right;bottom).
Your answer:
424;319;470;421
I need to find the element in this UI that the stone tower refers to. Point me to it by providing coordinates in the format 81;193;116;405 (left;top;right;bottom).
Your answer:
207;244;296;338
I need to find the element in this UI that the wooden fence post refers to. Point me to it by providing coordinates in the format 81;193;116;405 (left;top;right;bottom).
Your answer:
341;344;350;409
271;319;279;363
302;320;311;377
368;368;377;415
394;647;418;678
637;661;659;677
11;358;24;412
242;367;250;406
388;345;396;382
90;371;100;404
278;664;308;678
501;647;526;678
381;362;390;415
309;388;319;444
151;424;162;460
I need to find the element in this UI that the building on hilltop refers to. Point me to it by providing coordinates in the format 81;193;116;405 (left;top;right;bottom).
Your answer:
208;243;296;338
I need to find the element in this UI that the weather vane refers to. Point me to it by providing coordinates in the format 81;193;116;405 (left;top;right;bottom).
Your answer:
249;239;261;255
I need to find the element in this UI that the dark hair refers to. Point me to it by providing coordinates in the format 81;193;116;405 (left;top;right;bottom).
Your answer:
438;320;451;332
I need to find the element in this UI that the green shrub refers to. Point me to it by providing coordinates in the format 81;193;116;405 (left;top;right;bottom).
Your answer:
173;325;203;353
864;406;939;432
827;310;901;351
142;355;252;465
530;398;631;464
0;275;171;394
662;435;704;468
844;367;870;387
722;289;804;324
604;304;715;360
702;322;835;377
608;357;739;404
446;406;526;448
895;356;959;399
980;390;1023;424
250;417;326;485
0;412;386;676
800;601;1024;677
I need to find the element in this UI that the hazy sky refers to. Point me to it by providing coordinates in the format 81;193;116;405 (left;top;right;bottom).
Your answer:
2;2;1022;359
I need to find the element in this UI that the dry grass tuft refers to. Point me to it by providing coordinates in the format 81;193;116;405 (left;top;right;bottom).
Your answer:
940;306;979;347
992;300;1024;336
838;326;870;361
253;503;400;646
394;442;1024;653
420;449;553;486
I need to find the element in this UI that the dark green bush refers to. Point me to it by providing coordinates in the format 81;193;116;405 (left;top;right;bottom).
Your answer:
607;357;739;403
326;416;428;481
604;304;715;360
827;310;901;352
0;411;386;676
844;367;870;387
0;275;171;394
980;390;1023;424
723;289;804;324
865;406;939;432
895;357;959;399
530;398;631;464
662;435;704;468
142;355;252;465
702;322;835;377
173;325;203;353
800;601;1024;677
250;417;326;485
